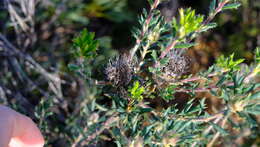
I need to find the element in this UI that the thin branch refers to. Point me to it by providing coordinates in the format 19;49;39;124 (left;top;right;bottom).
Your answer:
191;116;223;147
203;0;229;25
159;0;230;60
175;85;219;93
140;102;225;123
159;39;177;59
207;115;229;147
72;113;119;147
130;0;160;59
0;34;63;99
188;111;224;123
170;111;225;123
177;72;220;84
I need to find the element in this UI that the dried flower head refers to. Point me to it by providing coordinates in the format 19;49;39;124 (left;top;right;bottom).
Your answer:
105;52;134;87
163;49;190;78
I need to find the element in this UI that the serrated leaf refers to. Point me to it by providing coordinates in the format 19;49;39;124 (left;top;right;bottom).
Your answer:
73;28;98;59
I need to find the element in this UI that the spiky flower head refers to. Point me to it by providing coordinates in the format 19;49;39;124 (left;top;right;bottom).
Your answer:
163;49;191;78
105;52;134;87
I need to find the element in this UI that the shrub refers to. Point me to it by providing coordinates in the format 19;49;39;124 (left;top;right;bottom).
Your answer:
65;0;260;146
1;0;259;146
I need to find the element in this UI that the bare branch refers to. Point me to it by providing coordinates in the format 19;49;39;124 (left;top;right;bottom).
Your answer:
0;34;63;99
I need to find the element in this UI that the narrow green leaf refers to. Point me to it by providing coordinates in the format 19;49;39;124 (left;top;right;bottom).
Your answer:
68;64;80;71
151;50;157;61
178;121;191;132
209;122;229;136
209;0;216;14
175;43;196;49
216;75;226;86
244;104;260;115
242;84;256;94
139;107;152;113
160;57;170;65
200;23;218;32
222;3;241;10
220;89;230;101
255;47;260;62
248;92;260;100
237;112;258;127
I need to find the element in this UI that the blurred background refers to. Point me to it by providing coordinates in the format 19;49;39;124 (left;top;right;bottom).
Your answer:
0;0;259;146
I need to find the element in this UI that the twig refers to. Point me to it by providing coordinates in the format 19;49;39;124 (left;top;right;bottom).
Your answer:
159;39;177;59
140;102;225;123
130;0;160;59
0;82;35;118
175;82;234;93
188;111;224;123
159;0;230;60
175;85;218;93
6;0;36;49
203;0;229;25
191;116;223;147
207;115;229;147
72;127;89;147
0;34;63;99
170;111;225;123
177;72;220;84
72;113;119;147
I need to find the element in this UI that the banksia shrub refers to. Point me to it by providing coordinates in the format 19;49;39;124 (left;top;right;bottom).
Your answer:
2;0;258;146
65;0;260;146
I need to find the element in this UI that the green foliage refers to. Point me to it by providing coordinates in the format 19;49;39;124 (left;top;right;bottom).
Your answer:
222;2;241;10
172;8;204;38
174;42;197;49
159;85;177;102
2;0;259;146
128;81;145;102
217;53;245;71
34;98;54;144
73;28;98;59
